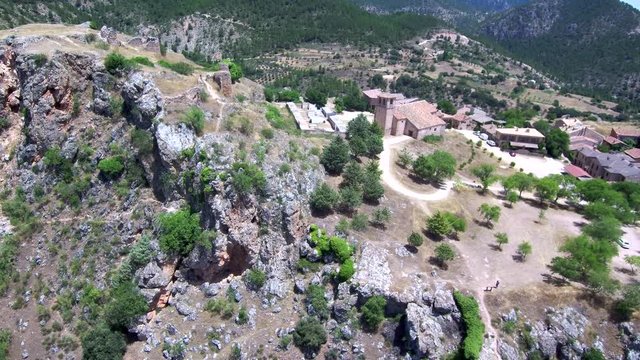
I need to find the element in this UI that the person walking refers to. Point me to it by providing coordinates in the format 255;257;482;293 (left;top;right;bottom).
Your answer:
495;280;500;288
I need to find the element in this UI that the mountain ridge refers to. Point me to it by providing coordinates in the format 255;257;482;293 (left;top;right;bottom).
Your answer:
480;0;640;104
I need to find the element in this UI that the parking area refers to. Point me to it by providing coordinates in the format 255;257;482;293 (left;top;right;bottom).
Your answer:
455;129;567;178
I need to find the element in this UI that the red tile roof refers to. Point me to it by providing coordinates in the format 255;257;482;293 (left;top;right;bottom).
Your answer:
612;128;640;138
394;100;445;129
603;136;624;145
564;164;591;178
625;148;640;160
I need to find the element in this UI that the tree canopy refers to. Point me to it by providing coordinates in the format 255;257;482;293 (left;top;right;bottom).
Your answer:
412;151;456;183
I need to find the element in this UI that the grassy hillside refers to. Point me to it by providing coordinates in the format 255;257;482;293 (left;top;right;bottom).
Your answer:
482;0;640;106
0;0;441;56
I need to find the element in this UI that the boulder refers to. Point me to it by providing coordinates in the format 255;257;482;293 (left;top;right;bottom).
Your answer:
498;340;520;360
333;282;357;323
121;72;164;129
154;123;195;167
405;303;446;360
137;262;171;289
353;243;391;299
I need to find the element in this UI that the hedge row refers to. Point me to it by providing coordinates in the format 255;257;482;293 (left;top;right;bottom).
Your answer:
453;291;485;360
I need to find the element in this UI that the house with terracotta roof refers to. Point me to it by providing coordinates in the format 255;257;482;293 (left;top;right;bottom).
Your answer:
442;106;472;130
611;128;640;146
563;164;591;180
366;90;446;139
553;118;603;152
625;148;640;163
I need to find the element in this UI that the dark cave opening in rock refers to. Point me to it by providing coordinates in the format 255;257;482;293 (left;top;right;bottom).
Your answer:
186;242;252;285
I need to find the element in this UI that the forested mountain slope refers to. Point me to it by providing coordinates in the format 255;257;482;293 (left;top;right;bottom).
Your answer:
351;0;528;25
0;0;441;56
482;0;640;104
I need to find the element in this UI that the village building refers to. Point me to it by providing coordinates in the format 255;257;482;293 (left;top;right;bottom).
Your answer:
573;147;640;182
611;128;640;146
624;148;640;163
366;90;446;139
553;118;603;151
492;127;545;150
442;106;472;130
468;108;504;127
563;164;592;180
601;135;625;152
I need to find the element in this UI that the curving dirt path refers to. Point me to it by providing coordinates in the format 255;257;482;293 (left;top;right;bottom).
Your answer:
380;135;501;358
198;75;225;132
379;136;455;202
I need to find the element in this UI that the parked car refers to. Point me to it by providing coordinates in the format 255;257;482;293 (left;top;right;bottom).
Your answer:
479;133;489;141
509;152;516;157
487;140;496;147
473;131;480;136
617;239;631;249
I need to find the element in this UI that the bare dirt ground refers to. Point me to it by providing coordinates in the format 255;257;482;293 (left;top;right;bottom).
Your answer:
587;120;640;137
612;226;640;284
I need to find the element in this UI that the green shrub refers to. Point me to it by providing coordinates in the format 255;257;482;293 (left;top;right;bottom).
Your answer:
408;232;423;247
95;41;110;50
245;268;266;289
131;128;154;155
71;94;81;118
237;307;249;325
158;60;193;75
0;329;10;360
43;147;73;181
361;295;386;331
279;334;293;350
157;210;203;256
104;282;148;331
54;176;91;208
1;192;40;237
230;162;266;195
109;97;124;118
306;285;330;320
205;298;234;318
81;324;126;360
104;52;134;75
199;89;210;102
84;33;97;43
0;117;9;132
329;236;352;263
293;317;327;354
422;135;443;143
583;348;606;360
335;218;350;235
278;163;291;176
310;225;330;255
130;56;154;67
32;53;48;68
265;104;300;135
297;258;321;273
261;127;275;139
309;183;338;213
182;106;205;135
453;291;485;360
0;236;19;296
98;157;125;178
351;213;368;231
337;258;355;282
